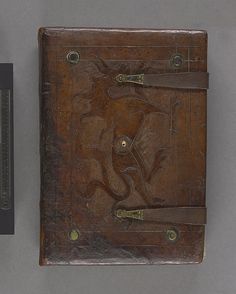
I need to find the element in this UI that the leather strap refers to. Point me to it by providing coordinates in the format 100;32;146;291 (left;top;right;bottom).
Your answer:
115;72;209;89
116;207;207;225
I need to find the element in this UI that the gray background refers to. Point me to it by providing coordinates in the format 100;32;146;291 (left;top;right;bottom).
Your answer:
0;0;235;293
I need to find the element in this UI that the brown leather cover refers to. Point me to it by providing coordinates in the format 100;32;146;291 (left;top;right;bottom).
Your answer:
39;27;208;265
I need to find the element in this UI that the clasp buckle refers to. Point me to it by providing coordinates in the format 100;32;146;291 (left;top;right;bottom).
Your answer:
115;74;144;85
116;209;144;220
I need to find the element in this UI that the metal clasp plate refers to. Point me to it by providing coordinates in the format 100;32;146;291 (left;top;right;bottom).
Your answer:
116;209;144;220
115;74;144;85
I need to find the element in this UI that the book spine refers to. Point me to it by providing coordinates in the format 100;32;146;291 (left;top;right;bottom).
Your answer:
38;28;55;266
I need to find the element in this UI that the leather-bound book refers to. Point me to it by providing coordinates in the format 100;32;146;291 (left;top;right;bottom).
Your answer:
39;28;208;265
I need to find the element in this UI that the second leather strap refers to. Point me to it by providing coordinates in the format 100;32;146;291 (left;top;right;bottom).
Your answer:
116;207;207;225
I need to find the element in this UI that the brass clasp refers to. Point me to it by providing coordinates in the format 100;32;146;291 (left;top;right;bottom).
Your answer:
116;209;144;220
115;74;144;85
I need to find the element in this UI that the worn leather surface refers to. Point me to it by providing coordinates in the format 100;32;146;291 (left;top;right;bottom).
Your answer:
39;28;207;265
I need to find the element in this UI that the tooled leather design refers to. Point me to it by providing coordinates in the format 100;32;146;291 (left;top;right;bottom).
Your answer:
71;58;169;208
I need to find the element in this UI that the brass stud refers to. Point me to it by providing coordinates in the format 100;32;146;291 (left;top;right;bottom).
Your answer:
69;229;79;241
114;136;132;155
170;54;184;68
166;228;178;242
121;140;127;148
66;51;80;64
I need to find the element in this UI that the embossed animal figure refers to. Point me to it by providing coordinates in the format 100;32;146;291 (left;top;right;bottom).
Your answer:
71;58;169;207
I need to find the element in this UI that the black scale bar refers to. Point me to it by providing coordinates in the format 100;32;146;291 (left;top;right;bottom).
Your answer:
0;64;14;234
0;89;11;209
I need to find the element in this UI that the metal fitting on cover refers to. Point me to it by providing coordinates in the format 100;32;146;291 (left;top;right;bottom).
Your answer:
170;54;184;68
166;228;179;242
69;229;79;241
66;51;80;64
